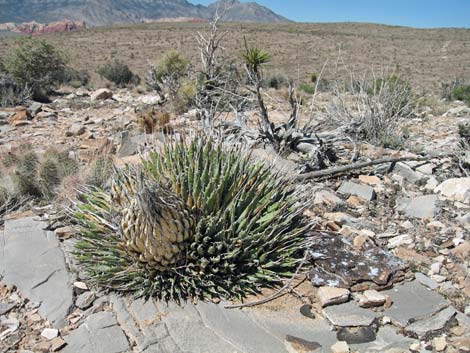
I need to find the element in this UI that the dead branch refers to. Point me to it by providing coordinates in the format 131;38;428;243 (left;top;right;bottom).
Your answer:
296;153;452;181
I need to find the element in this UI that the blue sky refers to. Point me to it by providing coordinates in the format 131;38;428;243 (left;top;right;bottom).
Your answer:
190;0;470;28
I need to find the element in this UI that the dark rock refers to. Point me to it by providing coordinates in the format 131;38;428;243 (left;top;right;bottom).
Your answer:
337;326;377;344
285;335;322;353
307;232;407;291
299;304;315;319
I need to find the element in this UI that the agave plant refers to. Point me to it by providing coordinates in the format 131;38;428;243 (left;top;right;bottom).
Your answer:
71;136;311;301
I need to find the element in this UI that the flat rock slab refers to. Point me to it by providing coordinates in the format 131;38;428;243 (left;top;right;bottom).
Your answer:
63;311;130;353
381;280;449;327
352;326;417;353
112;296;342;353
404;307;457;340
323;301;379;327
338;181;376;201
307;232;407;291
396;195;439;219
0;217;73;328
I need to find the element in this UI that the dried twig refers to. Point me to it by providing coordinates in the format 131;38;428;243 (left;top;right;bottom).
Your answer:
296;153;452;181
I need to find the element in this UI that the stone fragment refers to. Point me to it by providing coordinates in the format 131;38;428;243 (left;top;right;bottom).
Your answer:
358;290;387;308
41;328;59;340
382;281;449;327
435;178;470;203
323;301;378;327
336;326;377;344
75;291;95;309
404;307;456;340
50;337;67;351
317;287;350;307
299;304;315;319
66;123;86;136
313;188;344;207
393;163;423;183
396;195;439;219
91;88;113;101
331;341;350;353
29;102;42;116
73;282;88;291
414;273;439;290
337;181;376;201
284;335;322;353
0;317;19;340
433;336;447;351
387;234;413;249
0;302;16;315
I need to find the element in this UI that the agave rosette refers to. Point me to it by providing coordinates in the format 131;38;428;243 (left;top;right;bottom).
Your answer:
72;136;311;301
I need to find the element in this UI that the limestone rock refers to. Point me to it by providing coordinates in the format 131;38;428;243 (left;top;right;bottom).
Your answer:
317;287;350;307
91;88;113;101
358;290;387;308
75;291;95;309
435;178;470;203
337;181;376;201
331;341;350;353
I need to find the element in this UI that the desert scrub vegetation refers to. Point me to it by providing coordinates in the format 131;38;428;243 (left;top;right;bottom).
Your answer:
71;136;311;301
146;50;192;113
4;37;67;96
328;72;415;148
97;59;140;88
441;79;470;104
0;74;32;107
0;146;79;203
137;107;172;134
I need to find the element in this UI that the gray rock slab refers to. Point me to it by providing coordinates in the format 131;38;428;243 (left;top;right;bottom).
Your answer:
393;163;423;183
247;308;338;352
337;181;376;201
323;301;379;327
351;326;417;353
396;195;439;219
196;301;287;353
414;272;439;290
0;218;73;328
0;302;16;315
381;281;449;327
404;307;457;340
155;301;242;353
63;311;130;353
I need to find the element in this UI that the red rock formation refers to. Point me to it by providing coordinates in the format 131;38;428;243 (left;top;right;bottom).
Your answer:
2;20;86;35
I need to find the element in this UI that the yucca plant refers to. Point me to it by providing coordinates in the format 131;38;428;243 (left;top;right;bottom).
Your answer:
71;136;311;301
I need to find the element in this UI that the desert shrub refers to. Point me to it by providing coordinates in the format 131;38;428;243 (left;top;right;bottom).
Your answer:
137;108;172;134
57;67;90;88
0;74;32;107
329;72;415;148
441;79;470;103
263;73;288;89
98;59;140;88
147;51;189;102
299;83;315;94
452;85;470;104
4;37;66;93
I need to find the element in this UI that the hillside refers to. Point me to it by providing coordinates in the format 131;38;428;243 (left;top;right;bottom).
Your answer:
0;0;289;27
1;21;468;91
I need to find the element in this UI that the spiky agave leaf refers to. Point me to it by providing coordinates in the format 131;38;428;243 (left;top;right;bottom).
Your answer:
72;136;311;301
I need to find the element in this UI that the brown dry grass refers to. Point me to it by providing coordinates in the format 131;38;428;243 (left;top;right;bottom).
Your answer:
1;22;470;91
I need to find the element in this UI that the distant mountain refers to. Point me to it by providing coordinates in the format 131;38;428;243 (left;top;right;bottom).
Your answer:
0;0;289;27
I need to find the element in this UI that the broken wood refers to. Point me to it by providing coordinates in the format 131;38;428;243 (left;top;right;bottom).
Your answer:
296;153;452;181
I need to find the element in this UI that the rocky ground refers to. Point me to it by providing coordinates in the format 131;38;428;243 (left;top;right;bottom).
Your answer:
0;87;470;353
